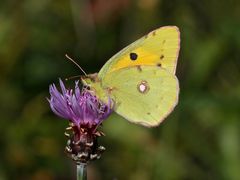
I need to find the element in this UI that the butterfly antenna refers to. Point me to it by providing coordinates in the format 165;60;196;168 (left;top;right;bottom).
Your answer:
65;75;82;81
65;54;87;76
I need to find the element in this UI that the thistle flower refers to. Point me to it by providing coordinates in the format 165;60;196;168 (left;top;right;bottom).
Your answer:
48;79;112;130
48;79;112;164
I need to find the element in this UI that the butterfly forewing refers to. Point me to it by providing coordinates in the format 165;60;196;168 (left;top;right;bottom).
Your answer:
98;26;180;78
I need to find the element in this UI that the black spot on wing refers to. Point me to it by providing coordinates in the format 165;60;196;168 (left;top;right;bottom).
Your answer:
130;53;138;60
160;55;164;60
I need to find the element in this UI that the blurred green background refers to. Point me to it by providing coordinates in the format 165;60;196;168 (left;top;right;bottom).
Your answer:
1;0;240;179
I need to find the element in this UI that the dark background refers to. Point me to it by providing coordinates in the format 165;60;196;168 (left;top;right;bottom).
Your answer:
1;0;240;179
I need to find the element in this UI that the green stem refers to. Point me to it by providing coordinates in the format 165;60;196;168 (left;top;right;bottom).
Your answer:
77;163;87;180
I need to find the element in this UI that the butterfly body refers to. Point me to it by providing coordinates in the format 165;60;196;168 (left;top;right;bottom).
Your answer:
82;26;180;127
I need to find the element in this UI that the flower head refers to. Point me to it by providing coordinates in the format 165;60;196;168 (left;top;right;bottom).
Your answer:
48;79;112;131
48;79;112;163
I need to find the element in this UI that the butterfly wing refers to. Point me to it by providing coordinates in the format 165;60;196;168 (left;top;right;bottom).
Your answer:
101;65;179;127
98;26;180;78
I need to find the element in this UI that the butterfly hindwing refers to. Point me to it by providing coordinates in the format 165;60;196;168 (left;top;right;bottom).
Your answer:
101;65;179;127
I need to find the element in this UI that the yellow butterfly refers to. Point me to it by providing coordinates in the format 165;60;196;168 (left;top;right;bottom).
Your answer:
82;26;180;127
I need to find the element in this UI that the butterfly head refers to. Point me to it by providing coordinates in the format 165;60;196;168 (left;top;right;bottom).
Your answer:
81;73;99;87
81;73;110;105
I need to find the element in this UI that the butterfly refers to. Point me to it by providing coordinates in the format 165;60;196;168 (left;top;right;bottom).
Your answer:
82;26;180;127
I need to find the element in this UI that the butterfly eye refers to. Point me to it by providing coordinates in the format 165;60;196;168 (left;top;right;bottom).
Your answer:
129;53;138;60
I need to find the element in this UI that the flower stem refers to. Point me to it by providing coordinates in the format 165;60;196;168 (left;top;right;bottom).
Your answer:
77;163;87;180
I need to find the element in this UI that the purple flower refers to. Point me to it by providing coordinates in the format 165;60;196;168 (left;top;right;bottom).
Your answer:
48;79;112;131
